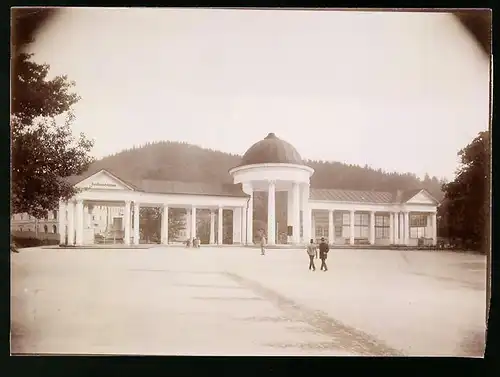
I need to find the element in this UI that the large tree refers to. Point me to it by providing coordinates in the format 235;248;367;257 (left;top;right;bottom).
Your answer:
440;131;490;252
11;53;94;218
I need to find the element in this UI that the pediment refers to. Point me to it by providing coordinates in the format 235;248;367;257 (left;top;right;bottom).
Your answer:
75;170;135;191
405;190;438;205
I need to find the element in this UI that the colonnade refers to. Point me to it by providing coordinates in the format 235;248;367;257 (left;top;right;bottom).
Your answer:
59;199;249;246
312;209;437;245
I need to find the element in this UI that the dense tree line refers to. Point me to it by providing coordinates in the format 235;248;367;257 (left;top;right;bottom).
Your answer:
90;140;445;198
439;131;489;253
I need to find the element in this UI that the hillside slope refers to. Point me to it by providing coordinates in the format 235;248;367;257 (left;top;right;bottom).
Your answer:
88;140;445;200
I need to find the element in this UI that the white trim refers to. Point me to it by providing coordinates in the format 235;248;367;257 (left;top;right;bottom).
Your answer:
404;189;440;205
75;169;136;191
229;162;314;176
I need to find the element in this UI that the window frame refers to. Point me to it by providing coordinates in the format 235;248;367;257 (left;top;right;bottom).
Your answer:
375;214;390;239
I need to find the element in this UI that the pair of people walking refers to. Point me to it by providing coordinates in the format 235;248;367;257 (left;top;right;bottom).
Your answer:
306;237;329;271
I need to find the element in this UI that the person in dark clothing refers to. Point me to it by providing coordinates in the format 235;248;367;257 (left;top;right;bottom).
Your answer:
318;237;329;271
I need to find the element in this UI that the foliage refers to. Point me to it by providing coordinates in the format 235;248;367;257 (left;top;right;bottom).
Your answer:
139;207;186;242
11;53;94;218
11;236;59;248
11;8;58;56
440;131;489;252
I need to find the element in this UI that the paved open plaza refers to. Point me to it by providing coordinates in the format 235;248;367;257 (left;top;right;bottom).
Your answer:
11;247;486;356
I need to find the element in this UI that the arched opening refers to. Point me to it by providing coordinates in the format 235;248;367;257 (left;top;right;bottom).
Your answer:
44;224;48;233
53;225;57;234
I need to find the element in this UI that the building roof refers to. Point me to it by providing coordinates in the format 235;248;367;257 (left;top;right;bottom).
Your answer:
130;179;248;198
65;169;436;204
310;188;437;204
239;133;304;167
65;169;248;198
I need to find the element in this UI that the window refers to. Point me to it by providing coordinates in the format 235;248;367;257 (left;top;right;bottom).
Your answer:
375;214;390;239
410;214;427;227
410;213;428;238
53;210;57;220
53;225;57;234
341;213;351;238
44;225;48;233
334;212;343;237
316;226;327;238
410;227;427;238
354;213;369;238
44;212;48;220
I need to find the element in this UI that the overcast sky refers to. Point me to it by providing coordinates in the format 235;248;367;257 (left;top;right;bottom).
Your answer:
28;8;490;181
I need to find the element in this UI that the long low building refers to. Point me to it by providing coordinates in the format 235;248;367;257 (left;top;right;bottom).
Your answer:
11;133;439;246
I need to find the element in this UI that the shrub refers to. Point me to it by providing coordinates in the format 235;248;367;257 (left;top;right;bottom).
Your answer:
11;236;59;248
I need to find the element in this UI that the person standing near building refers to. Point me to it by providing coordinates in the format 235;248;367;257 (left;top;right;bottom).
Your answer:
259;230;267;255
318;237;329;271
306;239;317;271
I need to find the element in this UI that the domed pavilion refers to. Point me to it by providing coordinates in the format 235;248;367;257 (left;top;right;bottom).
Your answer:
229;133;314;246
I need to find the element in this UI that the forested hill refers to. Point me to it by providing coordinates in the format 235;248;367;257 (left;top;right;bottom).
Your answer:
87;140;445;200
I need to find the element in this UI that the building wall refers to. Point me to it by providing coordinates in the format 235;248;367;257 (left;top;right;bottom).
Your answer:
11;211;59;234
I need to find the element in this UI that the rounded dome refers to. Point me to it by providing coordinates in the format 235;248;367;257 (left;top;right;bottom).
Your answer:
240;133;304;166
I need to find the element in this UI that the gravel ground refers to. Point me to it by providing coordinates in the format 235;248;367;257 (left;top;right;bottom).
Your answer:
10;247;487;356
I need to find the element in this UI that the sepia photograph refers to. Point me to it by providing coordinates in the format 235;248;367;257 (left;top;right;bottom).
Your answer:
10;7;491;357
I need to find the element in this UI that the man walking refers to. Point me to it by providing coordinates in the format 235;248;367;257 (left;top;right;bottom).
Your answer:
318;237;329;271
306;239;317;271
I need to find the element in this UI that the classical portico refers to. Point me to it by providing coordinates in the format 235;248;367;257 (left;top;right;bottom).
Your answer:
59;170;249;246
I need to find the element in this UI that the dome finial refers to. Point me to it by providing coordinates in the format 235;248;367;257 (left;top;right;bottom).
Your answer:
265;133;277;139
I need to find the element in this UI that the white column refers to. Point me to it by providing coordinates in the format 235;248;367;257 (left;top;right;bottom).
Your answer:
328;210;334;245
370;211;376;245
161;204;169;244
185;210;191;239
304;207;312;244
133;202;140;245
267;180;276;245
287;189;294;243
232;208;242;244
247;190;254;244
241;207;247;245
292;182;301;244
312;213;316;242
398;212;405;245
404;211;410;245
124;201;131;245
217;206;223;245
191;207;197;239
301;183;311;243
350;210;355;245
394;212;400;244
58;201;66;244
87;205;92;229
431;212;437;245
389;212;394;244
75;199;84;246
67;201;75;245
209;210;216;244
